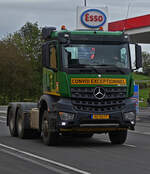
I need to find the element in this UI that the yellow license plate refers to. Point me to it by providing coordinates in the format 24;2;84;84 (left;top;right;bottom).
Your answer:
92;114;109;119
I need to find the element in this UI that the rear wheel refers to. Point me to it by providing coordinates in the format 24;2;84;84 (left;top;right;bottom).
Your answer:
8;108;18;137
16;109;31;139
108;130;127;144
41;111;59;146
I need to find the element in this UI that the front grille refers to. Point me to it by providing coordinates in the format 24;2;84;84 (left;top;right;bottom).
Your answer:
71;87;127;112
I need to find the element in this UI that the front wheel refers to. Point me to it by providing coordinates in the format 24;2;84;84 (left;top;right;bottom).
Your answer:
108;130;127;144
41;111;59;146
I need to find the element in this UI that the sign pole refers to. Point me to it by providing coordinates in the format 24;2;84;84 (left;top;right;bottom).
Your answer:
84;0;86;6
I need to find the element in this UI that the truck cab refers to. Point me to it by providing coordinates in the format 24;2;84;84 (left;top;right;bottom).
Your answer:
39;27;142;145
7;27;142;146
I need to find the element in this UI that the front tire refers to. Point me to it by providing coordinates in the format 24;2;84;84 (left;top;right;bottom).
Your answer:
41;111;59;146
109;130;127;144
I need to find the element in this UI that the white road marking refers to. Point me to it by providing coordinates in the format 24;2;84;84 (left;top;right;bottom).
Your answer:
0;148;70;174
0;116;6;123
0;120;6;124
0;116;6;119
0;143;91;174
123;144;136;148
100;138;136;148
129;130;150;136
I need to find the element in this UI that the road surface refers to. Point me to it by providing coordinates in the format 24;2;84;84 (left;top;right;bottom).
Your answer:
0;107;150;174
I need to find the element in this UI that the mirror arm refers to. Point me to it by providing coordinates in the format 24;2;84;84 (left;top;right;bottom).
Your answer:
50;67;58;72
132;68;137;72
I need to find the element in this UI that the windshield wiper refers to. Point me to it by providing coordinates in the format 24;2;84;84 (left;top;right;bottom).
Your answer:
68;64;126;74
68;64;99;73
94;64;126;74
86;66;99;73
96;64;110;66
69;64;86;68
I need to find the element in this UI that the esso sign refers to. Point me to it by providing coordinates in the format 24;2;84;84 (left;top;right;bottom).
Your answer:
76;7;108;30
80;9;107;28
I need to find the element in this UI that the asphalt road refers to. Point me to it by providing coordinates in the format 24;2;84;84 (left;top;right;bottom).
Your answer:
0;108;150;174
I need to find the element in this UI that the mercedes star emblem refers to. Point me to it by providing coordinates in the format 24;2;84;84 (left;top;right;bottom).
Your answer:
94;87;105;99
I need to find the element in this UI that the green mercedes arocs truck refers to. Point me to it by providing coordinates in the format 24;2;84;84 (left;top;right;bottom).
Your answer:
7;27;142;145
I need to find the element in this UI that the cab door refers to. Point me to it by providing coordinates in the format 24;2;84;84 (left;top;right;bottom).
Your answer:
42;42;58;95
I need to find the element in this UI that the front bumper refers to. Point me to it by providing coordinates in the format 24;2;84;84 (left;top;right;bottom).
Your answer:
53;97;136;133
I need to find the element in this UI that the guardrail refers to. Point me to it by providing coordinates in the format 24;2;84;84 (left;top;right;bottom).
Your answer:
0;106;7;116
0;106;7;110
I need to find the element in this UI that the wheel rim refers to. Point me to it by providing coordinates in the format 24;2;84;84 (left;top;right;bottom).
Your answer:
9;117;14;131
17;116;23;135
42;119;49;137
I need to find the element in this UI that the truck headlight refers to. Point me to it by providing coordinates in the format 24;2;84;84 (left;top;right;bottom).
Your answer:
59;112;75;121
124;112;135;121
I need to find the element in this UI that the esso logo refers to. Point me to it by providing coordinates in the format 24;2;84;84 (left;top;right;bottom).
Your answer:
80;9;107;28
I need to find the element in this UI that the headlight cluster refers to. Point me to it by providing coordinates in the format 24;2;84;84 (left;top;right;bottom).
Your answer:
59;112;75;121
124;112;135;121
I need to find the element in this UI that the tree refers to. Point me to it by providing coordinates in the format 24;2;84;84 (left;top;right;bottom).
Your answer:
0;41;33;104
0;22;43;104
11;22;43;98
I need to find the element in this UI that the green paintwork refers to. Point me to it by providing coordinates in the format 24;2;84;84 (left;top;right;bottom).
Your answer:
58;72;71;97
43;67;56;92
43;29;134;98
43;69;134;98
50;30;123;39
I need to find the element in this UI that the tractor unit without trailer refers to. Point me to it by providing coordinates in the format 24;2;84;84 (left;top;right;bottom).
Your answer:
7;27;142;146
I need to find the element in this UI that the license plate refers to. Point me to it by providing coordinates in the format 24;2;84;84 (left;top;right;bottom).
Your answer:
92;114;109;119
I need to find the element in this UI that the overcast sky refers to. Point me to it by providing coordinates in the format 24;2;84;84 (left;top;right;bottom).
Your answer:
0;0;150;51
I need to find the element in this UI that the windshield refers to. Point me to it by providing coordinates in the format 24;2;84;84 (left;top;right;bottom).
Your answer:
62;43;130;69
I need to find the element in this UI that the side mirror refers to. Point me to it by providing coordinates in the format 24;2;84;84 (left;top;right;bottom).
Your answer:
42;42;58;72
135;44;142;69
42;27;56;40
42;43;50;68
